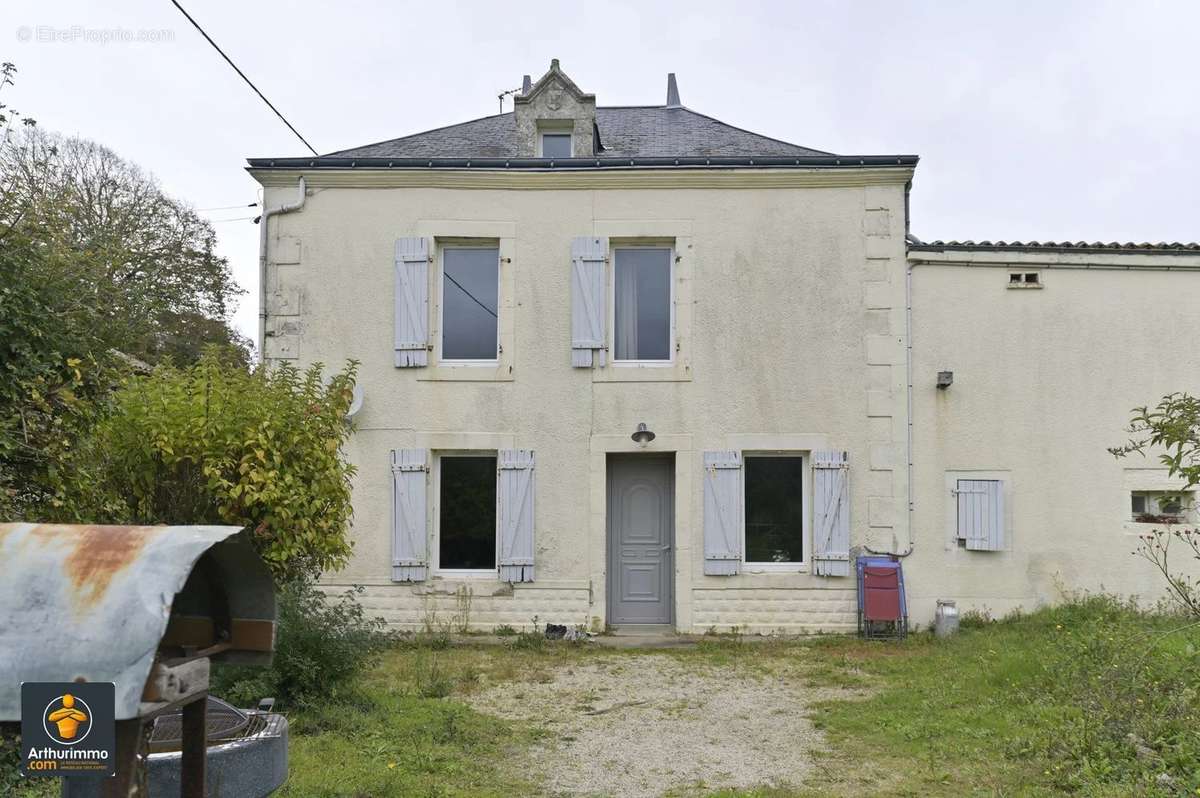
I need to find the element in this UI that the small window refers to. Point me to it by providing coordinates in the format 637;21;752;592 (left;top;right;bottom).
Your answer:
439;455;497;570
1131;491;1191;524
1007;271;1042;288
955;479;1005;551
540;133;572;158
744;455;805;564
441;246;499;362
613;247;672;362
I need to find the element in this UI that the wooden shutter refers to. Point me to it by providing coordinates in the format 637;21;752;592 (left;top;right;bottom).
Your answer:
813;451;851;576
570;236;607;367
390;449;428;581
394;237;430;367
703;451;742;575
956;479;1005;551
497;449;535;582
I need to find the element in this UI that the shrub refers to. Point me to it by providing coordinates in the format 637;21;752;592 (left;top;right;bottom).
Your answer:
211;580;392;710
83;355;358;583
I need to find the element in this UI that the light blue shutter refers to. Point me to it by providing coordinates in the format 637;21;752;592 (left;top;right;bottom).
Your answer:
394;237;430;367
498;449;535;582
570;236;607;367
703;451;742;575
391;449;428;581
813;451;850;577
956;479;1005;551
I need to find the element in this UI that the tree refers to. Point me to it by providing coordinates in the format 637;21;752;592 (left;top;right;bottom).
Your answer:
1112;393;1200;618
0;126;248;364
0;64;249;519
79;355;359;583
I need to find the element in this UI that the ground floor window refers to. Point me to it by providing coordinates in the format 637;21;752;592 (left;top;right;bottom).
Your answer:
1131;490;1192;524
438;455;497;570
743;455;805;564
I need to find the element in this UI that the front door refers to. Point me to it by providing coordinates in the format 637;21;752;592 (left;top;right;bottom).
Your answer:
607;455;674;625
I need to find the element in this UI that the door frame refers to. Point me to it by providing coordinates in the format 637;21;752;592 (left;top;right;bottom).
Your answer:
606;453;676;626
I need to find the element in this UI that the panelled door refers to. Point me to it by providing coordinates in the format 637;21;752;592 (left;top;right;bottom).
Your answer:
607;455;674;625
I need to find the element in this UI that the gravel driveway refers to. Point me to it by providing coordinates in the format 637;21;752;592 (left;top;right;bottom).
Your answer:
466;651;846;797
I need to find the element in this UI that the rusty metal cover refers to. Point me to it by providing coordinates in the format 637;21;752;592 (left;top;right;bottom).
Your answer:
0;524;247;721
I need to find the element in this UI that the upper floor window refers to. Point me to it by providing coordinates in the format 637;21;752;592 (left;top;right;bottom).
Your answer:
441;246;499;362
540;133;572;158
613;247;672;362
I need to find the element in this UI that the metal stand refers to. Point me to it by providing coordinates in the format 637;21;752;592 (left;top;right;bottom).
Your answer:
61;693;208;798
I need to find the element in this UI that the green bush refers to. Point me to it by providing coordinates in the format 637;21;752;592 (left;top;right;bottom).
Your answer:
83;355;358;582
211;580;393;710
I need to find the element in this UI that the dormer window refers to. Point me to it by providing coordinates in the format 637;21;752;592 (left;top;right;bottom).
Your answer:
540;132;572;158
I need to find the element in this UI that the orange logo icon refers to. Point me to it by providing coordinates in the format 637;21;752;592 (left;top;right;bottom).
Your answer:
44;694;91;744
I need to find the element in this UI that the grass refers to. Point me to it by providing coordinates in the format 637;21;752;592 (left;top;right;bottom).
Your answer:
7;597;1198;796
799;596;1200;797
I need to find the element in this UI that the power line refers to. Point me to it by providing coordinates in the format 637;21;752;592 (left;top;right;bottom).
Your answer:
197;202;258;212
169;0;318;156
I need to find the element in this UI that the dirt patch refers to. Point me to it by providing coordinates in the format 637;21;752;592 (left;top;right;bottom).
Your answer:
466;652;849;797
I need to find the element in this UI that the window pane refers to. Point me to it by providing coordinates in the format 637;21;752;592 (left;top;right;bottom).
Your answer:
614;248;671;361
442;248;498;360
541;133;572;158
439;456;496;569
744;456;805;563
1131;494;1146;515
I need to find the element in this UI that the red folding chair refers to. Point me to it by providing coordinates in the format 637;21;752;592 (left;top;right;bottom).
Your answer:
862;565;907;639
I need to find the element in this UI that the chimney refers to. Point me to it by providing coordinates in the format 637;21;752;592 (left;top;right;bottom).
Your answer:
666;73;681;107
521;74;532;95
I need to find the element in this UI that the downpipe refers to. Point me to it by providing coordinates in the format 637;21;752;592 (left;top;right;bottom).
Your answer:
257;177;307;365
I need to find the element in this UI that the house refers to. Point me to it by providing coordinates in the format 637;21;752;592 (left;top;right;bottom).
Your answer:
247;61;1200;632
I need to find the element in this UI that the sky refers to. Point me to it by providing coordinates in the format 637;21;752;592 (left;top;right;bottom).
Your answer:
5;0;1198;344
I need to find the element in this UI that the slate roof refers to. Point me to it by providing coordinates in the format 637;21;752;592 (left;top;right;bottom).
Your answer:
908;238;1200;254
320;106;833;160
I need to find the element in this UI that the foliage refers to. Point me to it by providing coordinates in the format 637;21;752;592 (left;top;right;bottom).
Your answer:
809;596;1200;796
211;581;392;710
1112;393;1200;490
0;235;118;519
79;355;358;581
0;63;247;520
0;126;248;365
1113;392;1200;619
1136;528;1200;619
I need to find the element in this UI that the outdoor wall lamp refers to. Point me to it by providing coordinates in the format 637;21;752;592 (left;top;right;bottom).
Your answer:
631;422;656;444
937;371;954;389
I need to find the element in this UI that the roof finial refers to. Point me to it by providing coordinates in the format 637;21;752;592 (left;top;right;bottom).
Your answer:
521;74;532;95
550;58;560;70
666;73;681;108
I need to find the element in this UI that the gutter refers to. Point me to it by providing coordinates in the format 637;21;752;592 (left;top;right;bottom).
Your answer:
257;177;306;365
245;154;919;171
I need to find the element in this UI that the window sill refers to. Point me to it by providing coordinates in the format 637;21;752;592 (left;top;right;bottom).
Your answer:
593;362;691;383
742;563;808;574
1124;521;1195;534
433;569;499;579
417;364;514;382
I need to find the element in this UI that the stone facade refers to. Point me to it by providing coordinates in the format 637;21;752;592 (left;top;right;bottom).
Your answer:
513;59;595;157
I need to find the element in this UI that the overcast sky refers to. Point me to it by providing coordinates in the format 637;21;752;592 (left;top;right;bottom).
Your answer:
7;0;1198;343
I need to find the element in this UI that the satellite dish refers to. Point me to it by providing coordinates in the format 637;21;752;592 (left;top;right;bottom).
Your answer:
346;384;364;421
